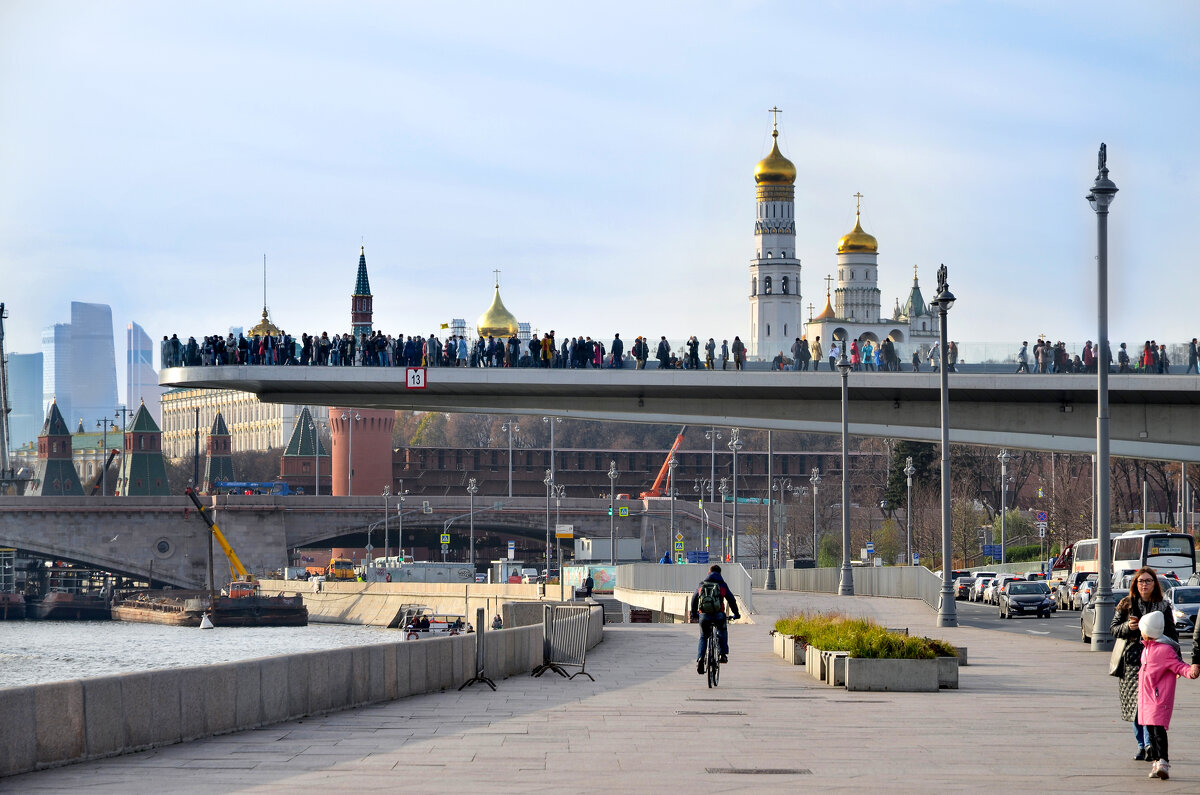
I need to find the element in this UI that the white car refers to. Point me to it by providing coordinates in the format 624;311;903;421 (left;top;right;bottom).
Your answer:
985;574;1022;605
969;577;993;602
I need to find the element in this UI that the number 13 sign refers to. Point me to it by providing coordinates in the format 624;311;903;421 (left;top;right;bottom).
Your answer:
406;368;427;389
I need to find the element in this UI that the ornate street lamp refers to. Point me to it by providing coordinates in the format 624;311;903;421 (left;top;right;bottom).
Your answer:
705;428;722;506
467;478;479;567
727;429;743;563
608;461;619;565
997;449;1011;564
668;454;679;561
718;478;730;562
501;420;519;498
932;264;957;627
543;469;553;571
837;348;854;596
904;456;916;566
810;468;822;562
339;411;362;496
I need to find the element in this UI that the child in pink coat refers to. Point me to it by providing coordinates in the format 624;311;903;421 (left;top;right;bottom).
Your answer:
1137;609;1200;780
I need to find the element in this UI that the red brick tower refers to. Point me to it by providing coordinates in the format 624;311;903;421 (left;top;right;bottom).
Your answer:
329;408;393;496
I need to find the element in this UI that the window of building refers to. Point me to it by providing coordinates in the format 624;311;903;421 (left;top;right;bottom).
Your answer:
767;324;771;336
764;276;772;294
751;277;757;296
784;324;788;336
782;275;789;295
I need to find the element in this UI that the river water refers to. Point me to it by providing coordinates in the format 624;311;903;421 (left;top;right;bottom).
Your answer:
0;621;397;689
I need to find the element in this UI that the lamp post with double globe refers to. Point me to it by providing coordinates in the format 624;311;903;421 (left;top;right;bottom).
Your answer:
608;461;619;565
810;468;822;562
727;430;743;563
932;264;957;628
836;350;854;597
904;457;916;566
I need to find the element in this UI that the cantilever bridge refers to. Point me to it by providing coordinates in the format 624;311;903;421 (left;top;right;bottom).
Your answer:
162;366;1200;461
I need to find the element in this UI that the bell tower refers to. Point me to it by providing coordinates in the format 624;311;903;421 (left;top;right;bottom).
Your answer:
749;108;802;359
351;245;373;338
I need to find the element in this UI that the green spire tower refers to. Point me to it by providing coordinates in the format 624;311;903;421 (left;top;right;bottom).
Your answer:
28;399;84;496
117;400;171;496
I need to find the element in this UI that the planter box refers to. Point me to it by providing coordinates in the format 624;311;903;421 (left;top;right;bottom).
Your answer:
844;658;939;692
956;646;968;666
937;656;959;689
825;652;849;686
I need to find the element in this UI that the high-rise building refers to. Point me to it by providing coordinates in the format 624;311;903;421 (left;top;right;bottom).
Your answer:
42;323;72;422
7;352;43;448
127;321;164;425
69;302;118;428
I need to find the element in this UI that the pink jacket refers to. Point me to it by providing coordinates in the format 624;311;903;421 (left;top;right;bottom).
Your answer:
1138;639;1192;729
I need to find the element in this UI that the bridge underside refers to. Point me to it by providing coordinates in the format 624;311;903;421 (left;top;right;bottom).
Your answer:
164;367;1200;460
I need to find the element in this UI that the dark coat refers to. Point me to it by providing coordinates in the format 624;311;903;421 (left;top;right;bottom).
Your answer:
1112;596;1177;722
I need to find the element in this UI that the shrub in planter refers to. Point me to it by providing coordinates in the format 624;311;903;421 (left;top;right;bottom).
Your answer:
774;611;956;660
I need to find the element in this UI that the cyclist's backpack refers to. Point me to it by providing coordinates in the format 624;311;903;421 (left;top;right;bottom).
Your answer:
698;581;723;614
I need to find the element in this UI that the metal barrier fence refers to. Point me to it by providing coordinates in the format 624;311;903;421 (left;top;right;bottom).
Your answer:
532;604;595;681
616;562;755;614
459;607;496;691
754;566;944;612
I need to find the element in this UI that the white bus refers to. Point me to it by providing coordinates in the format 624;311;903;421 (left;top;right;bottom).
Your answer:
1070;539;1101;575
1111;530;1195;581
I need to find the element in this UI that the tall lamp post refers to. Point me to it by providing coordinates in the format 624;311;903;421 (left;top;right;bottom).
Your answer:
668;454;679;561
727;429;742;563
543;416;561;481
501;420;519;498
96;417;118;495
382;486;390;568
718;478;730;562
997;449;1011;564
694;478;711;558
307;418;325;496
771;477;792;586
396;480;406;561
467;478;478;567
543;470;553;570
608;461;619;565
552;481;566;575
1088;142;1118;651
837;349;854;596
340;411;362;495
933;264;957;627
704;428;722;506
904;457;916;566
810;468;821;562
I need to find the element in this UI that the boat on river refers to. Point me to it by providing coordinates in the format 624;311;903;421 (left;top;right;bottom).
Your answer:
24;566;112;621
0;592;26;620
111;585;308;628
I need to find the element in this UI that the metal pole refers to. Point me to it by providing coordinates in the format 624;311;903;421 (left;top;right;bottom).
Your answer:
502;421;518;499
1089;143;1118;651
398;483;405;560
383;487;389;566
668;454;678;561
766;431;776;589
544;469;552;569
998;449;1010;565
608;461;618;566
728;429;741;563
193;406;200;488
468;478;477;568
905;459;913;566
837;350;853;596
719;478;729;562
935;265;957;627
810;468;821;562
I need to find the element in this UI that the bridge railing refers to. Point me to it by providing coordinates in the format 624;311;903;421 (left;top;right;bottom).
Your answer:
753;566;943;612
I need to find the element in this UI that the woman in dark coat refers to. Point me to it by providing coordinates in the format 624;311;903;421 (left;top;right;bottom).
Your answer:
1110;566;1178;761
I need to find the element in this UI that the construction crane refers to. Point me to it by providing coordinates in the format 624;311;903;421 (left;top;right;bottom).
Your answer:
0;303;10;482
88;449;120;495
639;425;688;498
185;486;252;584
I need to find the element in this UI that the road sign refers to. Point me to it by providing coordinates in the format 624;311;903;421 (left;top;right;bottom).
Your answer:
1036;511;1048;523
440;533;450;544
507;541;515;560
555;524;574;539
364;543;374;552
912;552;920;565
674;541;685;551
866;542;875;554
618;507;629;517
406;367;427;389
675;533;684;541
1038;527;1046;538
982;544;1002;557
441;544;448;552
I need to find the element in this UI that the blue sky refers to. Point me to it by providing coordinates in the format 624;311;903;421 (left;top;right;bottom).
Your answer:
1;1;1197;396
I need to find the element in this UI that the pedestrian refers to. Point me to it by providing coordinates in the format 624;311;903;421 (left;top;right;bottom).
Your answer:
798;337;811;371
611;333;624;368
491;614;503;630
1188;338;1198;375
720;339;729;370
1015;341;1029;373
1110;567;1180;765
827;339;840;370
731;336;745;370
705;338;716;370
583;573;594;597
810;337;822;371
1118;342;1131;373
911;349;921;372
1135;609;1199;779
790;337;805;371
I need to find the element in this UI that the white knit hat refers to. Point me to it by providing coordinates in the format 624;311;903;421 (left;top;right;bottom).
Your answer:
1141;610;1165;640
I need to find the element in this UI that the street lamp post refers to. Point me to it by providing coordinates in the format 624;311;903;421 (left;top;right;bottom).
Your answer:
998;449;1011;564
608;461;618;565
904;457;916;566
96;417;118;495
668;454;679;561
543;416;561;481
727;429;743;563
396;480;406;561
501;420;519;498
467;478;478;568
810;468;821;562
552;481;566;578
933;264;957;628
718;478;730;562
340;412;362;495
307;419;324;496
694;478;711;558
765;431;775;588
382;486;390;567
771;477;792;587
705;428;722;506
1088;142;1118;651
837;349;854;596
543;470;553;571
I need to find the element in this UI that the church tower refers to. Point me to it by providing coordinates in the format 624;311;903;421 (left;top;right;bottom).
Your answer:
749;110;802;359
351;245;373;338
834;195;881;323
116;400;170;496
28;399;83;496
201;411;235;494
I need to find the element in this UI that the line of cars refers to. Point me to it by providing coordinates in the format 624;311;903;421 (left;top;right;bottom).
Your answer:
1079;572;1200;643
955;571;1056;619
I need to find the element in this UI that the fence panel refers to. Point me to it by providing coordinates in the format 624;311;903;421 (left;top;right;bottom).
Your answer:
531;604;595;681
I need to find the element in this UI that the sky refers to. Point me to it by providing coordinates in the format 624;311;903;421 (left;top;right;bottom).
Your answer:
1;1;1198;401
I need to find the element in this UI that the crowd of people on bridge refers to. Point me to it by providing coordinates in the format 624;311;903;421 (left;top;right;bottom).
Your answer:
160;329;1199;376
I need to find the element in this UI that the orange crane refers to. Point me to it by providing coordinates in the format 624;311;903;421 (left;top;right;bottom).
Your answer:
639;425;688;498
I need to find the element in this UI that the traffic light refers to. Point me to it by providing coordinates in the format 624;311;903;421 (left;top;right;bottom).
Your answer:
608;506;613;516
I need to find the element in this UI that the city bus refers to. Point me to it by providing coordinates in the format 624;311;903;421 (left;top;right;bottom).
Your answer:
1111;530;1196;581
1069;539;1100;575
213;481;300;496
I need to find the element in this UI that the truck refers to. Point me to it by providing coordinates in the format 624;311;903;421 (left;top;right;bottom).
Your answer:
326;557;358;581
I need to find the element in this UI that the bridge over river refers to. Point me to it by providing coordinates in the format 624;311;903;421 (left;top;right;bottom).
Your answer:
0;494;714;588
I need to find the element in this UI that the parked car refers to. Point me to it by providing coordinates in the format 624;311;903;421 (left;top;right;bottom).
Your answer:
999;580;1054;619
1168;585;1200;632
1113;572;1180;597
1073;574;1099;610
986;574;1023;605
969;577;994;602
954;577;974;600
1057;572;1092;611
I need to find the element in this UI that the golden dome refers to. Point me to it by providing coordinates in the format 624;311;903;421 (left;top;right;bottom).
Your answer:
477;286;518;337
814;293;837;321
837;211;878;254
248;307;282;337
754;130;796;185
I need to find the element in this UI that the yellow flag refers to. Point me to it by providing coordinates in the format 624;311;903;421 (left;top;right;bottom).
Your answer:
440;323;449;329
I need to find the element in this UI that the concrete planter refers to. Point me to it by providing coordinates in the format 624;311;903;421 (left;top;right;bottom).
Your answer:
824;652;849;686
771;634;807;666
844;658;939;692
937;656;959;689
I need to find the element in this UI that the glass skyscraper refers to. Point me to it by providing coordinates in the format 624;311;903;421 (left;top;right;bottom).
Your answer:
7;352;44;448
127;321;163;424
41;302;119;430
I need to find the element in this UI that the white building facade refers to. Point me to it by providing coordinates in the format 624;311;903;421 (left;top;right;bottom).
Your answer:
748;124;802;359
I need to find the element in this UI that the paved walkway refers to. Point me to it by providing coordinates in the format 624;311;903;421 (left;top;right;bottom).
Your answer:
8;591;1200;793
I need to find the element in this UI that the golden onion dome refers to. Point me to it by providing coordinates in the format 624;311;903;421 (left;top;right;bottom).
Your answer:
248;307;282;337
477;286;519;337
814;294;837;321
837;211;878;254
754;130;796;185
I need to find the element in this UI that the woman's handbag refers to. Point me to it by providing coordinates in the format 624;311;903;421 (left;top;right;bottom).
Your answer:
1109;637;1128;677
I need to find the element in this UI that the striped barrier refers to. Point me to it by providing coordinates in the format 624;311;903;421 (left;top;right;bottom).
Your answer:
532;604;594;681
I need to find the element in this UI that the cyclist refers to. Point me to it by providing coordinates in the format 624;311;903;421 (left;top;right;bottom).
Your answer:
689;564;741;674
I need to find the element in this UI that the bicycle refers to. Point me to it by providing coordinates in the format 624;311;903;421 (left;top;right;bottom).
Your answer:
704;627;721;688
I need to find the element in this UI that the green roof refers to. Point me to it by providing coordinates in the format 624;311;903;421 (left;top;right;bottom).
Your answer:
283;407;328;458
40;401;72;437
127;402;162;433
210;411;230;436
353;247;371;296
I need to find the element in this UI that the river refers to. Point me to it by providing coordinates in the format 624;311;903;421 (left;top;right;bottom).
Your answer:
0;621;397;689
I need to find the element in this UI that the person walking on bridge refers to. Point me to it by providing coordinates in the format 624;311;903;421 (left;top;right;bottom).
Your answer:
689;564;740;673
